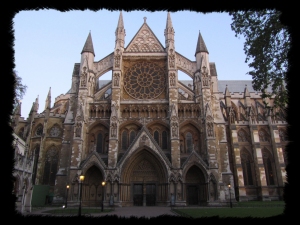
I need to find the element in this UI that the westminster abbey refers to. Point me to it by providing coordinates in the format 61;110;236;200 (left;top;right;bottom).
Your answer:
12;12;287;209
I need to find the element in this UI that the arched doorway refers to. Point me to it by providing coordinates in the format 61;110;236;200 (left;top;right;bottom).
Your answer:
82;166;104;207
120;149;168;206
185;165;207;205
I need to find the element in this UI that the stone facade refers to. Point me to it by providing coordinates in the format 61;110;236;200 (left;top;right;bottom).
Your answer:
12;12;287;207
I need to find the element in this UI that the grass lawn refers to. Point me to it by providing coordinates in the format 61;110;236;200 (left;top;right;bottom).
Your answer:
43;208;113;215
172;201;285;218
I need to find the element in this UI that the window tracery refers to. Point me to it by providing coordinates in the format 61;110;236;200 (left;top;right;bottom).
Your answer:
43;146;58;186
35;125;43;136
124;61;166;99
241;150;254;186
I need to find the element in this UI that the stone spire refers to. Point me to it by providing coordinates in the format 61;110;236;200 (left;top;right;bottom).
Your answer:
81;32;95;57
164;12;175;49
115;11;125;49
195;31;208;56
45;87;51;110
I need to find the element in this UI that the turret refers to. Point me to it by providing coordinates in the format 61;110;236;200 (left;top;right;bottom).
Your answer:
80;32;95;72
195;31;209;71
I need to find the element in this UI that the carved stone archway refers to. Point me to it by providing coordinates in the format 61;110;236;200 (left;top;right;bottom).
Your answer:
120;149;168;206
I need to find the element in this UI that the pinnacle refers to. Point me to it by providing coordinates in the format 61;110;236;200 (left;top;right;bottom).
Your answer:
195;31;208;56
81;32;95;56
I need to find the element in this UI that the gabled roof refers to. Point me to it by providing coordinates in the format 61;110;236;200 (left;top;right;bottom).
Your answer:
125;20;165;53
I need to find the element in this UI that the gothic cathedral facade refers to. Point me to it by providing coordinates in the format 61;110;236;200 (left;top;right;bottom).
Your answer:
12;12;287;207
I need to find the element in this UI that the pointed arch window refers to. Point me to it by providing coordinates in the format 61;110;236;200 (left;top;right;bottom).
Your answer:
241;151;254;186
263;150;275;185
96;133;103;153
43;146;58;186
122;130;128;150
32;145;40;185
279;129;287;142
238;129;249;142
154;131;160;145
129;131;136;146
259;130;269;142
162;131;168;150
186;132;193;153
35;125;43;136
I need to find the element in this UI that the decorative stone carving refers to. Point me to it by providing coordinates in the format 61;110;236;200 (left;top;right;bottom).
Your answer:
81;67;87;87
114;49;121;68
110;122;117;138
169;72;175;86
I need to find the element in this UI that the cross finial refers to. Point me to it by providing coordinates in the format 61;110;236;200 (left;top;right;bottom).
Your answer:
143;17;147;23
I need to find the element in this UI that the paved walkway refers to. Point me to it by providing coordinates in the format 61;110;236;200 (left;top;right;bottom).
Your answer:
18;206;179;218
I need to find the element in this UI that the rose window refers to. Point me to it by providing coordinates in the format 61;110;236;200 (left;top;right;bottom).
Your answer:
124;62;166;99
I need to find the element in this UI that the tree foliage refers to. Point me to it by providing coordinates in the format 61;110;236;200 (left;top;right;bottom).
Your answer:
229;10;290;108
13;70;27;111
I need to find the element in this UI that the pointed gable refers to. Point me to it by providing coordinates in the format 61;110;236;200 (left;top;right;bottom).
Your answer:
125;21;165;53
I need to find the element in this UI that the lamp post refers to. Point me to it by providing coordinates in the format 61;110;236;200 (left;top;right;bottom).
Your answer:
78;175;85;216
101;181;106;212
65;185;69;208
228;184;232;208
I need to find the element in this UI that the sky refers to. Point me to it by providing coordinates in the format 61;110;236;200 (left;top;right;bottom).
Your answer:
13;9;252;119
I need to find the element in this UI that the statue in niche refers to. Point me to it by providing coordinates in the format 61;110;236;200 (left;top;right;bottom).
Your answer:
75;122;82;137
170;73;175;86
169;49;175;68
111;122;117;137
114;73;120;87
171;122;178;137
88;74;95;96
114;49;120;68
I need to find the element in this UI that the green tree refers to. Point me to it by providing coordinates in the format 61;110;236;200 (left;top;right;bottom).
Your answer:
229;10;290;109
13;70;27;111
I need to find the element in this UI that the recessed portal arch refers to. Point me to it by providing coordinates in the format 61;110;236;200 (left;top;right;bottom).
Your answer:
120;149;168;206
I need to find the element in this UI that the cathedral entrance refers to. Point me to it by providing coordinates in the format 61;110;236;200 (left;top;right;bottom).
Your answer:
185;165;207;206
133;183;156;206
146;184;156;206
81;166;104;207
133;184;143;206
187;185;198;205
120;149;168;206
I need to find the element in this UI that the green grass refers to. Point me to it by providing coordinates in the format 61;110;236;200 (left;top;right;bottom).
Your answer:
43;208;113;215
172;201;285;218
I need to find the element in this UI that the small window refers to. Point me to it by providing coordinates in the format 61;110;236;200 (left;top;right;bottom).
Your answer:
122;131;128;150
154;131;160;145
129;131;136;146
186;132;193;153
162;131;168;150
36;125;43;136
96;133;103;153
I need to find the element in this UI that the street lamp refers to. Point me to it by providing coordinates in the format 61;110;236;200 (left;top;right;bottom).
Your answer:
101;181;106;212
65;185;69;208
78;175;85;216
228;184;232;208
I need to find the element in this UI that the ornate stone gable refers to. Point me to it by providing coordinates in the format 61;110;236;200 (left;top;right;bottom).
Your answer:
117;126;172;172
125;22;165;53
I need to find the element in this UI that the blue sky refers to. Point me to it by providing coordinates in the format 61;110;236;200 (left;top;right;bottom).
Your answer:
13;9;252;119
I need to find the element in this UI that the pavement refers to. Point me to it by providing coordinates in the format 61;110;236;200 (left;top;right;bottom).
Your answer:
17;206;180;218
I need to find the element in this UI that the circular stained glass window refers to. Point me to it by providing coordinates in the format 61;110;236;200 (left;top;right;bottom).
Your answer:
124;61;166;99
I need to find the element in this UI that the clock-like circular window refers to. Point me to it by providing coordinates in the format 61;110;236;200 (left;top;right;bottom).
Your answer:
124;61;166;99
50;126;60;137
